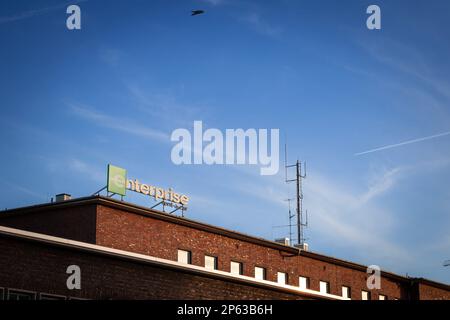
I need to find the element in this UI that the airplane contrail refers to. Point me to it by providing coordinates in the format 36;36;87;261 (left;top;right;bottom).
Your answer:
355;131;450;156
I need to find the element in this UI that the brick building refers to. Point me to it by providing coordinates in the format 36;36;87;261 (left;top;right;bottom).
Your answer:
0;195;449;300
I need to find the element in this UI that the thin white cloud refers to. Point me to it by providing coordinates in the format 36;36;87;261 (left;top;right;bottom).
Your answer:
67;158;104;184
99;48;122;67
357;168;403;205
241;12;282;37
0;0;88;24
341;48;450;125
69;103;169;142
231;165;412;269
361;38;450;102
126;84;204;127
0;180;47;201
355;131;450;156
200;0;225;5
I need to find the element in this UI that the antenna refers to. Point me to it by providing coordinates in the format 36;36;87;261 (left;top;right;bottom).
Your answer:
285;144;308;248
285;198;296;242
284;144;288;183
271;198;296;243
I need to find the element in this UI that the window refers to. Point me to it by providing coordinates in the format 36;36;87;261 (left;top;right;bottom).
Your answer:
230;261;243;275
254;266;266;280
342;286;351;299
204;255;218;270
39;293;66;300
362;290;371;300
379;294;387;300
299;276;310;289
7;289;36;300
177;249;191;264
320;281;330;294
277;272;288;285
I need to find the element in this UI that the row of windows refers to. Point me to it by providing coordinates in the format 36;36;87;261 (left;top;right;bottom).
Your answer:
2;263;390;301
0;287;84;300
177;249;389;300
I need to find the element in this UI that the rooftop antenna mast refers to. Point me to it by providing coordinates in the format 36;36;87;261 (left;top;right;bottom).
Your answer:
285;198;295;243
285;144;308;248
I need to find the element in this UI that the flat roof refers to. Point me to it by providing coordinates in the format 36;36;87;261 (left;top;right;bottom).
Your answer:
1;195;449;290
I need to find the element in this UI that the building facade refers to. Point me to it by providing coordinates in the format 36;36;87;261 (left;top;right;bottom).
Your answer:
0;196;449;300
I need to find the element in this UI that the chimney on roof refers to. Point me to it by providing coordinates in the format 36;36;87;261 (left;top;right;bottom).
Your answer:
55;193;72;203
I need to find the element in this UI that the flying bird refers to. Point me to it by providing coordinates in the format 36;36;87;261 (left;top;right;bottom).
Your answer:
191;10;205;16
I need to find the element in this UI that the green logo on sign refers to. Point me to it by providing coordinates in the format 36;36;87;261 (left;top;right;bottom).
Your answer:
107;164;127;196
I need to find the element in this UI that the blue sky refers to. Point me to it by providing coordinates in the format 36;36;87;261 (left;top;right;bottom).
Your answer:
1;0;450;284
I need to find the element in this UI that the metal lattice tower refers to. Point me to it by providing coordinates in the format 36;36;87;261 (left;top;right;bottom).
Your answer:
285;145;308;247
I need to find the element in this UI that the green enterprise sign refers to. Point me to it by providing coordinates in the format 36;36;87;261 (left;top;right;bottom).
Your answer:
107;164;127;196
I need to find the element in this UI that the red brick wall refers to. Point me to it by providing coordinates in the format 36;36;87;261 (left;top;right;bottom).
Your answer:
0;203;97;244
96;205;408;300
418;283;450;300
0;234;311;300
1;199;447;300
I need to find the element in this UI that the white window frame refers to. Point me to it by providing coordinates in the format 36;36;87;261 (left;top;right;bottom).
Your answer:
362;290;370;300
319;281;330;294
177;249;191;264
204;255;217;270
254;266;266;280
299;276;309;289
277;272;287;285
230;261;243;275
342;286;351;299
